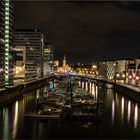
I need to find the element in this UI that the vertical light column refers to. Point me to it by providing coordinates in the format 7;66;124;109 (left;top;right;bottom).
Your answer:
4;0;10;85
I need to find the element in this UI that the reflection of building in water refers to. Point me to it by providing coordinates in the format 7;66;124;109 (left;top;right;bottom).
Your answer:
111;99;115;125
85;82;88;91
134;104;138;129
121;97;124;121
12;101;18;139
110;92;139;129
127;100;131;122
2;108;10;139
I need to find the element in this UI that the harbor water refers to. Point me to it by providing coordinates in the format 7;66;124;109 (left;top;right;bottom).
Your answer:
0;79;140;139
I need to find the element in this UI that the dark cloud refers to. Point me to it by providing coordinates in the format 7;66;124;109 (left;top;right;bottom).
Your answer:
14;1;140;64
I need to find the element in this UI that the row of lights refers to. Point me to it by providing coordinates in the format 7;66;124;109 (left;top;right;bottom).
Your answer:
128;75;140;80
5;0;10;85
116;73;126;78
116;73;140;80
79;71;97;74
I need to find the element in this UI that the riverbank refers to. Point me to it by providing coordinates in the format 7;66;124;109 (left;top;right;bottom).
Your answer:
0;76;54;106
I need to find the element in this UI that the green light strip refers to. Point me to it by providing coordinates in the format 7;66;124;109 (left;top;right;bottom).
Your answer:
4;0;10;85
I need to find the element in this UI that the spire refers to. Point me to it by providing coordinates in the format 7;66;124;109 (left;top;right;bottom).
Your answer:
63;54;66;67
64;54;66;60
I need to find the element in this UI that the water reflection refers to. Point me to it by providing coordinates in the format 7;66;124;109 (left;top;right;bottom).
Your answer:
111;99;115;125
85;82;88;91
36;89;40;99
95;86;98;100
121;97;124;121
12;101;18;139
91;83;95;97
2;108;10;139
134;104;138;129
89;83;92;93
78;81;81;87
82;81;84;89
0;80;140;139
127;101;131;123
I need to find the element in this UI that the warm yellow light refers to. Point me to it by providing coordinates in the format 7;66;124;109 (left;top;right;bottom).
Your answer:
92;65;97;68
136;76;139;80
116;73;120;77
16;70;19;74
129;75;132;79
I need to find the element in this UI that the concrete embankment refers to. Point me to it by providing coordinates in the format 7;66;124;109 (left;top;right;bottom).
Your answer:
96;79;140;102
95;78;140;102
79;76;140;103
0;76;54;106
113;84;140;102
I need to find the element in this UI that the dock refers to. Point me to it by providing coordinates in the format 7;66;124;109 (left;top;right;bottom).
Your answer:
24;112;61;119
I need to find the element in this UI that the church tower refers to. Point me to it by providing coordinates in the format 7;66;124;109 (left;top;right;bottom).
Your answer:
63;54;66;67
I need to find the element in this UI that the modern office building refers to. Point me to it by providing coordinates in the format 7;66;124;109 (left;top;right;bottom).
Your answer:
14;46;37;81
14;29;44;79
98;59;140;86
98;61;116;81
98;61;115;80
0;0;14;87
44;42;54;76
98;62;107;79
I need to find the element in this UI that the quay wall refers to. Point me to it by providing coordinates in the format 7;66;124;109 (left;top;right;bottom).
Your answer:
79;76;140;103
0;76;54;106
113;84;140;102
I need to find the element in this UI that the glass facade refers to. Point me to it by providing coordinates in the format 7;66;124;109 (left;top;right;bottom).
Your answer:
0;0;14;87
14;29;44;79
44;42;54;76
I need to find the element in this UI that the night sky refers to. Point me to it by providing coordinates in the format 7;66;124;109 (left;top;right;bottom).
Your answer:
14;0;140;64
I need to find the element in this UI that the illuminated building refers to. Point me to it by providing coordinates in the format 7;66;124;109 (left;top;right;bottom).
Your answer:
0;0;14;87
56;55;71;74
13;46;37;81
115;60;127;83
126;59;140;87
14;29;44;78
54;60;59;67
98;59;140;86
44;42;54;76
98;61;116;81
71;64;97;76
106;61;115;80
